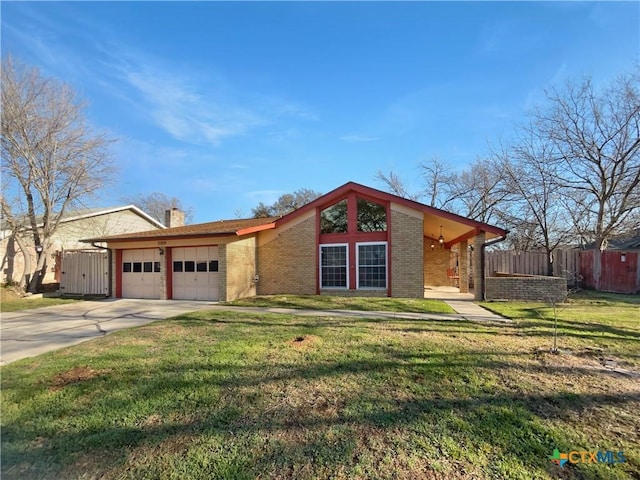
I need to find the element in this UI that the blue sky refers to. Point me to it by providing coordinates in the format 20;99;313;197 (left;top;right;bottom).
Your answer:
2;1;638;223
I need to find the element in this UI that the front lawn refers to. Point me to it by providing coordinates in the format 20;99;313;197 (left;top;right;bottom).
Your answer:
480;290;640;368
224;294;456;314
0;288;78;312
1;298;638;479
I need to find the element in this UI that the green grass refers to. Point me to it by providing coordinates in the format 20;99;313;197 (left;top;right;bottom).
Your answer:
0;296;78;312
2;296;639;479
480;290;640;368
224;294;456;314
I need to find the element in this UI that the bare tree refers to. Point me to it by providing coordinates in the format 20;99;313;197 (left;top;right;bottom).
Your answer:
497;128;574;275
252;188;322;218
375;170;422;201
418;156;456;208
376;157;510;224
536;71;640;288
449;158;511;224
1;56;115;292
121;192;194;225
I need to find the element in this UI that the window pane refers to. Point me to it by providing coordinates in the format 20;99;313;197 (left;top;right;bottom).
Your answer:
321;245;347;288
123;262;132;273
358;244;387;288
320;199;348;234
133;262;142;273
196;261;207;272
185;261;195;272
154;262;161;273
173;261;183;272
357;198;387;232
143;262;153;273
209;260;219;272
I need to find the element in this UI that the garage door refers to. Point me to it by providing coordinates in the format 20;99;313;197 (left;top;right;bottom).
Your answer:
122;249;161;299
172;246;219;301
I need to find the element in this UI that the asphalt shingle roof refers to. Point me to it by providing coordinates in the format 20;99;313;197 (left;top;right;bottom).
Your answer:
83;217;279;242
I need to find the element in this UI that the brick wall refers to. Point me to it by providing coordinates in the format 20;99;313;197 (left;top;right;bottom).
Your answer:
423;244;451;287
459;240;469;293
485;275;567;302
218;244;227;300
391;209;424;298
223;236;257;301
473;232;486;301
320;289;387;297
257;215;316;295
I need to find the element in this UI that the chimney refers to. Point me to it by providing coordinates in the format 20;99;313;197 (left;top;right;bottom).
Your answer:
165;208;185;228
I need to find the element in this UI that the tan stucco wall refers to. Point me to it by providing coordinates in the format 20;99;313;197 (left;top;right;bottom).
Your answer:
256;211;316;295
221;236;257;301
390;206;424;298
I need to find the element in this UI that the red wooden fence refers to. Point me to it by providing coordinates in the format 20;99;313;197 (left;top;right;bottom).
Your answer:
579;250;640;294
485;249;640;294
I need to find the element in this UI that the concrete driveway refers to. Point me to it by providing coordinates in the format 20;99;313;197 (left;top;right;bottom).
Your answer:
0;299;218;365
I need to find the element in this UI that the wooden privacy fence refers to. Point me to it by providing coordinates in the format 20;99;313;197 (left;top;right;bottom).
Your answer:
484;249;580;286
579;250;640;294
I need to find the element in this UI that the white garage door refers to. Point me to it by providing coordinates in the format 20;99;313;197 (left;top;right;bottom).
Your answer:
172;246;219;301
122;249;161;299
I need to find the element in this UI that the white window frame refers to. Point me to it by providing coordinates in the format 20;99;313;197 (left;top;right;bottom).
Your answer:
319;243;349;289
356;241;388;290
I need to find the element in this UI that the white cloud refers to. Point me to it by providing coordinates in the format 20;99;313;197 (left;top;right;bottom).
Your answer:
120;64;264;146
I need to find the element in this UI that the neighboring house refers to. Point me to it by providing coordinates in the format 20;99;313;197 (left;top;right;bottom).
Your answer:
1;206;166;286
83;182;507;301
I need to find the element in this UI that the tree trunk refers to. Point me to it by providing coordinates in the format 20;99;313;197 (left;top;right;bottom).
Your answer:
546;249;554;276
593;236;606;291
13;234;30;292
27;249;47;293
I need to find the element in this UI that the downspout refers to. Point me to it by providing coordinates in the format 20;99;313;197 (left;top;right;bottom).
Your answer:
91;242;112;298
480;233;508;300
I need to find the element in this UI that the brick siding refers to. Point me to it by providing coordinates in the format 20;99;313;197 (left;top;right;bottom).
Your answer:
423;244;451;287
391;209;424;298
485;276;567;302
257;216;316;295
223;236;257;301
320;289;388;297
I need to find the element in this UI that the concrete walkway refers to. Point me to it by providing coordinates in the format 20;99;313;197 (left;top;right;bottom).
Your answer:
1;293;508;365
205;302;510;324
423;286;510;323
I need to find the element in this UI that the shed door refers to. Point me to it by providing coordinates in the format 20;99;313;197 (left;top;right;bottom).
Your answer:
172;246;219;301
122;249;161;299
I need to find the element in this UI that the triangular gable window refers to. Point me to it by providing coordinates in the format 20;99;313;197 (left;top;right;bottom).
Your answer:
320;199;348;234
357;198;386;232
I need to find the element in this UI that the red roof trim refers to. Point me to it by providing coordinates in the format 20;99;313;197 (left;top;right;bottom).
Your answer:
236;223;276;236
275;181;507;236
444;228;481;249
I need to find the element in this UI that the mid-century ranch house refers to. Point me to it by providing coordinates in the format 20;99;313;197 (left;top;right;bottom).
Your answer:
83;182;507;302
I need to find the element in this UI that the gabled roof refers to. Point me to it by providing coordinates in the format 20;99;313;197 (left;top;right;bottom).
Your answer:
274;181;507;240
58;205;166;229
1;205;165;240
82;182;507;245
82;216;279;243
